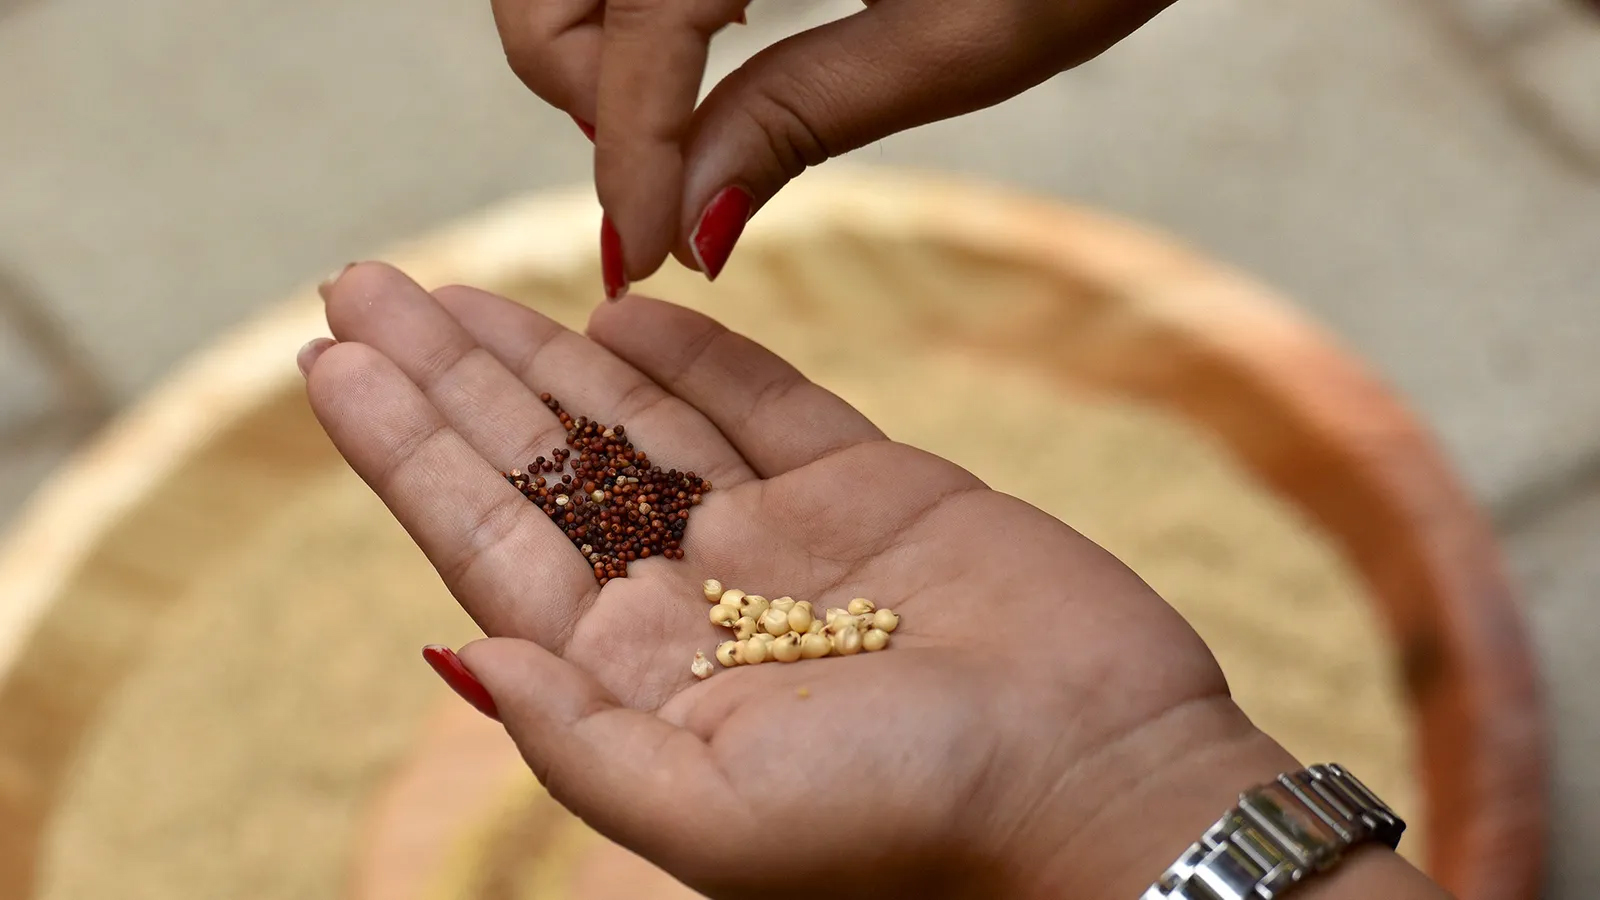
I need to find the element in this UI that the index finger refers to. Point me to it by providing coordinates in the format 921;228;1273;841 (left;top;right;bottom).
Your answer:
596;0;746;279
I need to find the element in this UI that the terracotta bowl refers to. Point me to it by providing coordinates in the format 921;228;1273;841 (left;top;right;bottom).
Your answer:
0;169;1544;900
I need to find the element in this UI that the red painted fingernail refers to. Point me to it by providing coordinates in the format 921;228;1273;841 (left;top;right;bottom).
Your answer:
297;338;335;378
422;645;501;721
571;115;596;142
690;187;753;281
601;215;629;301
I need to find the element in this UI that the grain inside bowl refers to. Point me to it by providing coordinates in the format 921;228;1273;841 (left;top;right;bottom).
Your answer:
13;164;1504;900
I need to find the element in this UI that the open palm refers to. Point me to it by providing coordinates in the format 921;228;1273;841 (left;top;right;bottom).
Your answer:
305;263;1267;899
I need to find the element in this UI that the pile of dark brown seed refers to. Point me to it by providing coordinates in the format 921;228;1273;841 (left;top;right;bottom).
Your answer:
503;393;711;586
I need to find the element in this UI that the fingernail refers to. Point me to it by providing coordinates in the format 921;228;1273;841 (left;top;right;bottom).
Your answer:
733;9;747;24
571;115;596;142
600;215;629;301
422;645;501;721
297;338;336;378
690;187;753;282
318;262;355;301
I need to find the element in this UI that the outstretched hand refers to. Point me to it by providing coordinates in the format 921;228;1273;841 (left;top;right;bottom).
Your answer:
304;263;1316;899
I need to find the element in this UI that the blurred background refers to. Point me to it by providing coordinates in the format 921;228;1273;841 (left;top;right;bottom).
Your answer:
1;0;1597;894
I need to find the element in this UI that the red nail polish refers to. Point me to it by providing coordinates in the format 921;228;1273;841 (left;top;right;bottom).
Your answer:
571;115;596;142
600;215;629;301
422;645;500;721
690;187;753;281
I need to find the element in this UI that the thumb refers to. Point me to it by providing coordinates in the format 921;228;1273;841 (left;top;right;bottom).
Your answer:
452;637;746;876
675;0;1173;279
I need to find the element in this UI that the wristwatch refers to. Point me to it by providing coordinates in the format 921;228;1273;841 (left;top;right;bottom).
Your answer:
1140;763;1406;899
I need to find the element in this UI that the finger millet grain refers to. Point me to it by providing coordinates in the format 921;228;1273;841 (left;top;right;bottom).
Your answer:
503;394;712;585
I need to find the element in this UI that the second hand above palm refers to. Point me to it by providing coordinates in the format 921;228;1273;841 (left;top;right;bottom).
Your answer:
305;263;1263;899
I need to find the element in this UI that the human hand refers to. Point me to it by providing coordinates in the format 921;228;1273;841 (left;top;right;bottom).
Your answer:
489;0;1177;297
302;263;1443;899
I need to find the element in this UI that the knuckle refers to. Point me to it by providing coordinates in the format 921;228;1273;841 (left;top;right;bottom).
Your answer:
601;0;662;17
605;0;737;33
738;369;805;432
742;70;850;178
503;48;541;89
608;378;671;426
602;0;685;29
502;46;562;104
492;19;569;104
375;419;449;500
440;493;524;586
413;335;476;389
600;0;666;37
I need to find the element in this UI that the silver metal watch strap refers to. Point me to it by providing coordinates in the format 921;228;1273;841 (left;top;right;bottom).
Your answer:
1140;764;1406;900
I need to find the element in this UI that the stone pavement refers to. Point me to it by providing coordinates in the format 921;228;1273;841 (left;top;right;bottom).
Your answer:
1;0;1597;892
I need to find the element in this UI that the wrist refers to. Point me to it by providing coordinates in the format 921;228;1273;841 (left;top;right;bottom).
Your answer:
1009;697;1450;899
